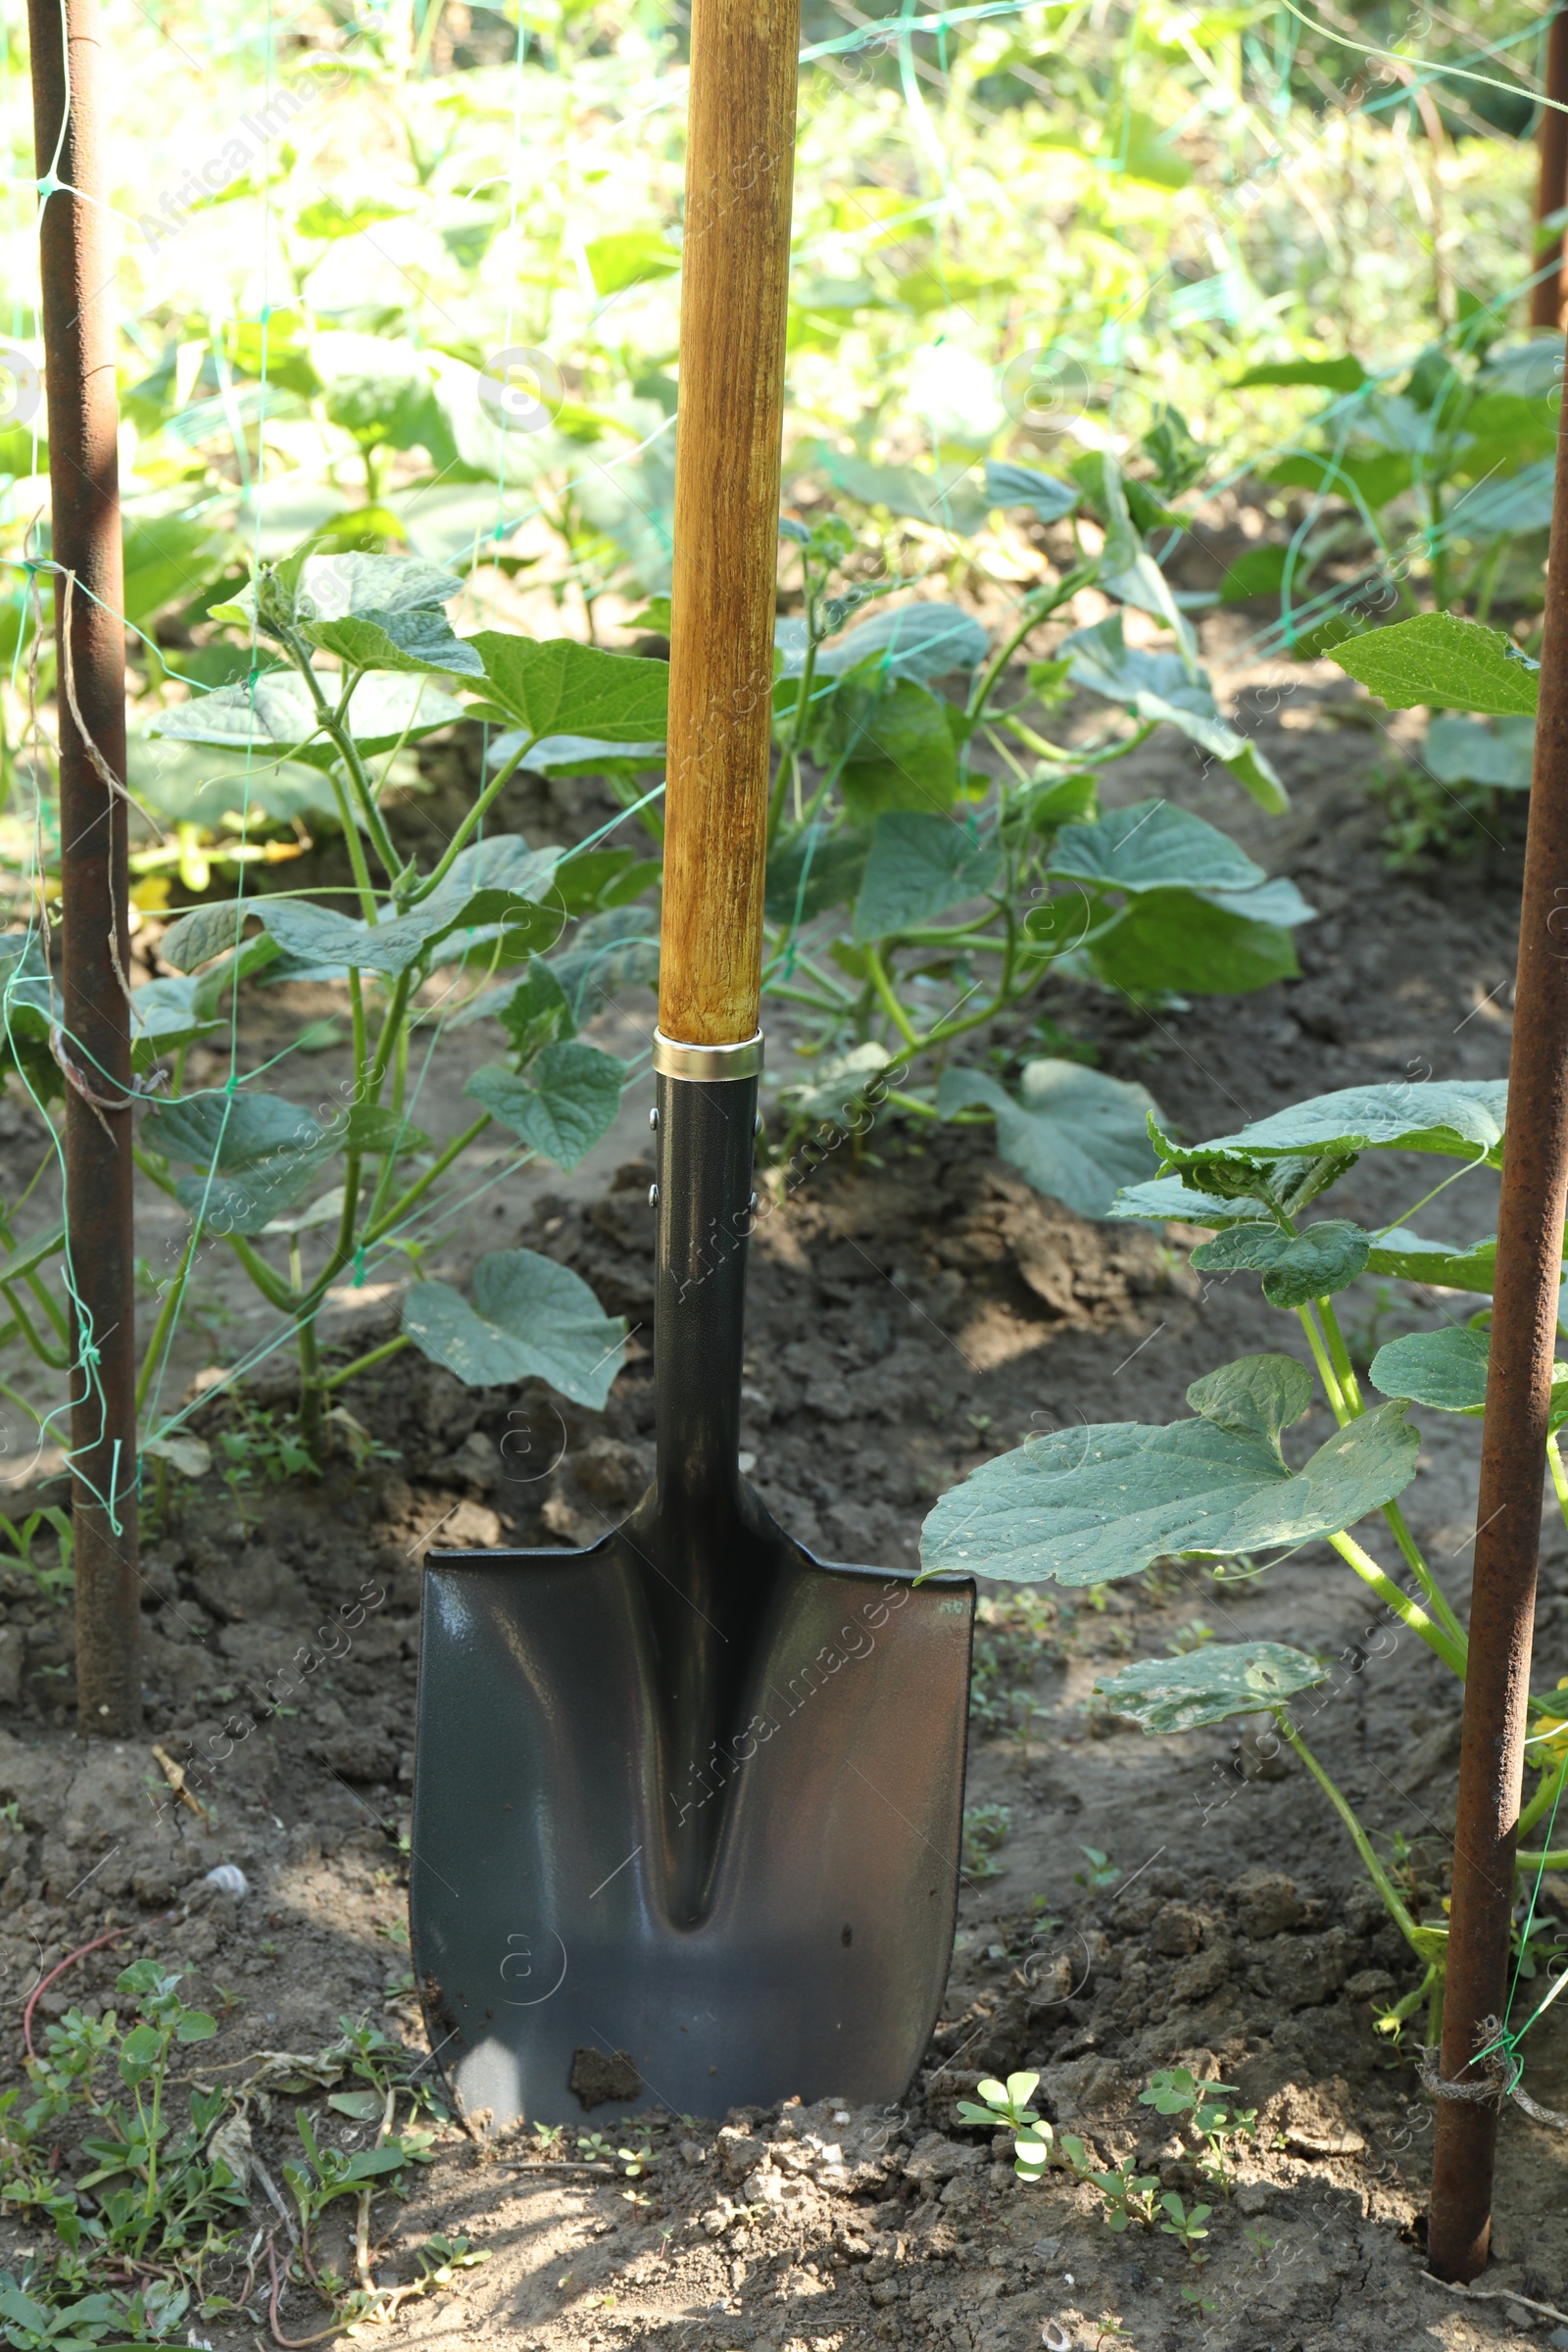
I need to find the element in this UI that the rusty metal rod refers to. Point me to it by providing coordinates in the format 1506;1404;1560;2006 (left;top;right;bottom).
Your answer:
1427;339;1568;2283
1533;7;1568;332
28;0;140;1736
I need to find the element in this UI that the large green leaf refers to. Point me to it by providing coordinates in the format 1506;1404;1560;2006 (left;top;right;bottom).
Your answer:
1370;1326;1568;1427
1160;1081;1509;1177
826;678;959;821
1088;890;1300;997
937;1058;1159;1218
1186;1353;1314;1452
252;842;563;979
1446;461;1556;541
984;460;1079;523
1107;1174;1278;1227
485;731;666;778
300;609;485;679
403;1250;627;1408
548;906;661;1014
212;551;465;631
852;812;1000;942
467;633;671;745
765;825;870;923
1057;616;1287;811
919;1367;1419;1585
818;603;990;684
1095;1642;1329;1734
127;740;338;829
1334;613;1540;716
1190;1218;1370;1306
1049;800;1266;896
499;959;576;1060
122;514;235;627
1370;1326;1490;1415
1421;715;1534;791
1363;1226;1501;1291
466;1043;625;1169
150;672;464;759
142;1094;334;1234
803;447;989;535
778;1042;893;1128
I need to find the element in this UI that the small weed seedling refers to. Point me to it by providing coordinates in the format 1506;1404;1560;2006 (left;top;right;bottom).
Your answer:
1139;2066;1258;2193
1058;2141;1160;2233
962;1803;1011;1880
1158;2189;1212;2263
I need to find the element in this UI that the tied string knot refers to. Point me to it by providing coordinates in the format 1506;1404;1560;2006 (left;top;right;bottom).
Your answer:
1418;2018;1568;2129
353;1249;368;1288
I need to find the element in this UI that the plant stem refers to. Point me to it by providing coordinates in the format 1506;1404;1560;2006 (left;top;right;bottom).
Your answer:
135;1223;201;1414
406;740;535;903
362;1113;494;1245
1297;1303;1349;1421
863;945;920;1050
1315;1297;1364;1411
1329;1531;1469;1677
1381;1500;1467;1646
1548;1432;1568;1543
1519;1745;1568;1838
322;1334;411;1393
1274;1711;1429;1956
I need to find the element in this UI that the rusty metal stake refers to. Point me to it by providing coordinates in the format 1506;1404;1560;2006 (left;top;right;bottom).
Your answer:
28;0;140;1735
1427;328;1568;2284
1533;6;1568;332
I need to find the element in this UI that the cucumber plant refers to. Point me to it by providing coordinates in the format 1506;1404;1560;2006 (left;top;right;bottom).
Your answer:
921;1072;1568;2046
3;430;1318;1478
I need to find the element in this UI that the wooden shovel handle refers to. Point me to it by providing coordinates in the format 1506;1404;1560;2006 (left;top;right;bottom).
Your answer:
659;0;801;1048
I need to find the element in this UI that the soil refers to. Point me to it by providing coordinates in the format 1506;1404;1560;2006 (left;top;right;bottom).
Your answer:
0;618;1562;2352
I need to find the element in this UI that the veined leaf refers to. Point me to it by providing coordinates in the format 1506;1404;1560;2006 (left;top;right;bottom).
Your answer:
211;550;464;630
984;459;1079;523
1370;1326;1568;1428
1158;1080;1509;1178
828;677;959;821
919;1372;1418;1586
1089;891;1300;997
777;1042;894;1128
1190;1218;1370;1306
1096;1642;1329;1734
1107;1174;1278;1227
1050;799;1265;895
150;671;464;759
300;608;485;679
1421;715;1534;791
937;1058;1159;1218
485;730;665;776
852;811;1000;942
466;633;670;745
810;602;990;685
1363;1226;1500;1291
765;824;871;923
1333;613;1540;716
403;1250;627;1407
548;907;661;1015
142;1094;334;1235
1058;614;1288;810
466;1043;625;1169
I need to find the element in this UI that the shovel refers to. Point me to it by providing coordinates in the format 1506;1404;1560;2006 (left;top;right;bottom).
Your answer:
409;0;975;2129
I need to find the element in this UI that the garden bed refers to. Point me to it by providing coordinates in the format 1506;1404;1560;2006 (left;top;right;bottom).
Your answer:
0;667;1556;2352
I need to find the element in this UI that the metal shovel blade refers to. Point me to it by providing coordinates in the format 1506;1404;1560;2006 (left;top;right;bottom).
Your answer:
410;1063;975;2126
411;1523;972;2125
